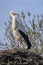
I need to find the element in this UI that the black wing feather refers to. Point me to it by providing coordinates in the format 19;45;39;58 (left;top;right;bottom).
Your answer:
19;30;32;49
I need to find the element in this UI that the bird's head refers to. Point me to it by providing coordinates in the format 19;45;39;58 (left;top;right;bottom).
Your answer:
9;11;19;17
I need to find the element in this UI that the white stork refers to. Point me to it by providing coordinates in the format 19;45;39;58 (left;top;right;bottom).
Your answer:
9;11;31;49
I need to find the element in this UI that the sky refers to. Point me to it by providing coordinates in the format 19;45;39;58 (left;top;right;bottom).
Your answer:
0;0;43;42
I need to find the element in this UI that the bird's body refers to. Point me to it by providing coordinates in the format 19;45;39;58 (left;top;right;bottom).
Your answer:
11;13;25;41
10;11;31;49
19;30;31;49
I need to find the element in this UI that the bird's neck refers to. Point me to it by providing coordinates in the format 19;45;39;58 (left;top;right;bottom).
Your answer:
12;16;16;25
12;16;17;30
12;16;16;22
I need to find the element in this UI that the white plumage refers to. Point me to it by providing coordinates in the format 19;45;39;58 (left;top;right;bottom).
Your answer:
9;11;28;49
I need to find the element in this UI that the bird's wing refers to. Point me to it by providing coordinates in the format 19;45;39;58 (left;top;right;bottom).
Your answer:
13;29;28;49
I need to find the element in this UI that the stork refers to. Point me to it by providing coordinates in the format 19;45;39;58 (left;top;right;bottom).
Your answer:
9;11;32;49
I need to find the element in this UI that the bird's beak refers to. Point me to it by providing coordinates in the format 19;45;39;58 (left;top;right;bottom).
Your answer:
13;13;19;15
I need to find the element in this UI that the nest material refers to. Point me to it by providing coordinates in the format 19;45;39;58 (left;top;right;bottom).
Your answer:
0;49;43;65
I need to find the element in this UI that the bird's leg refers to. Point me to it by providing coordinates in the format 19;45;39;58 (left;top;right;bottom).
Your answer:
18;38;28;49
16;39;22;48
18;40;20;48
17;39;22;48
18;38;22;44
17;38;23;48
18;38;26;49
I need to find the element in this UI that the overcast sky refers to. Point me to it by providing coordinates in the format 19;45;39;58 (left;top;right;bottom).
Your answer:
0;0;43;42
